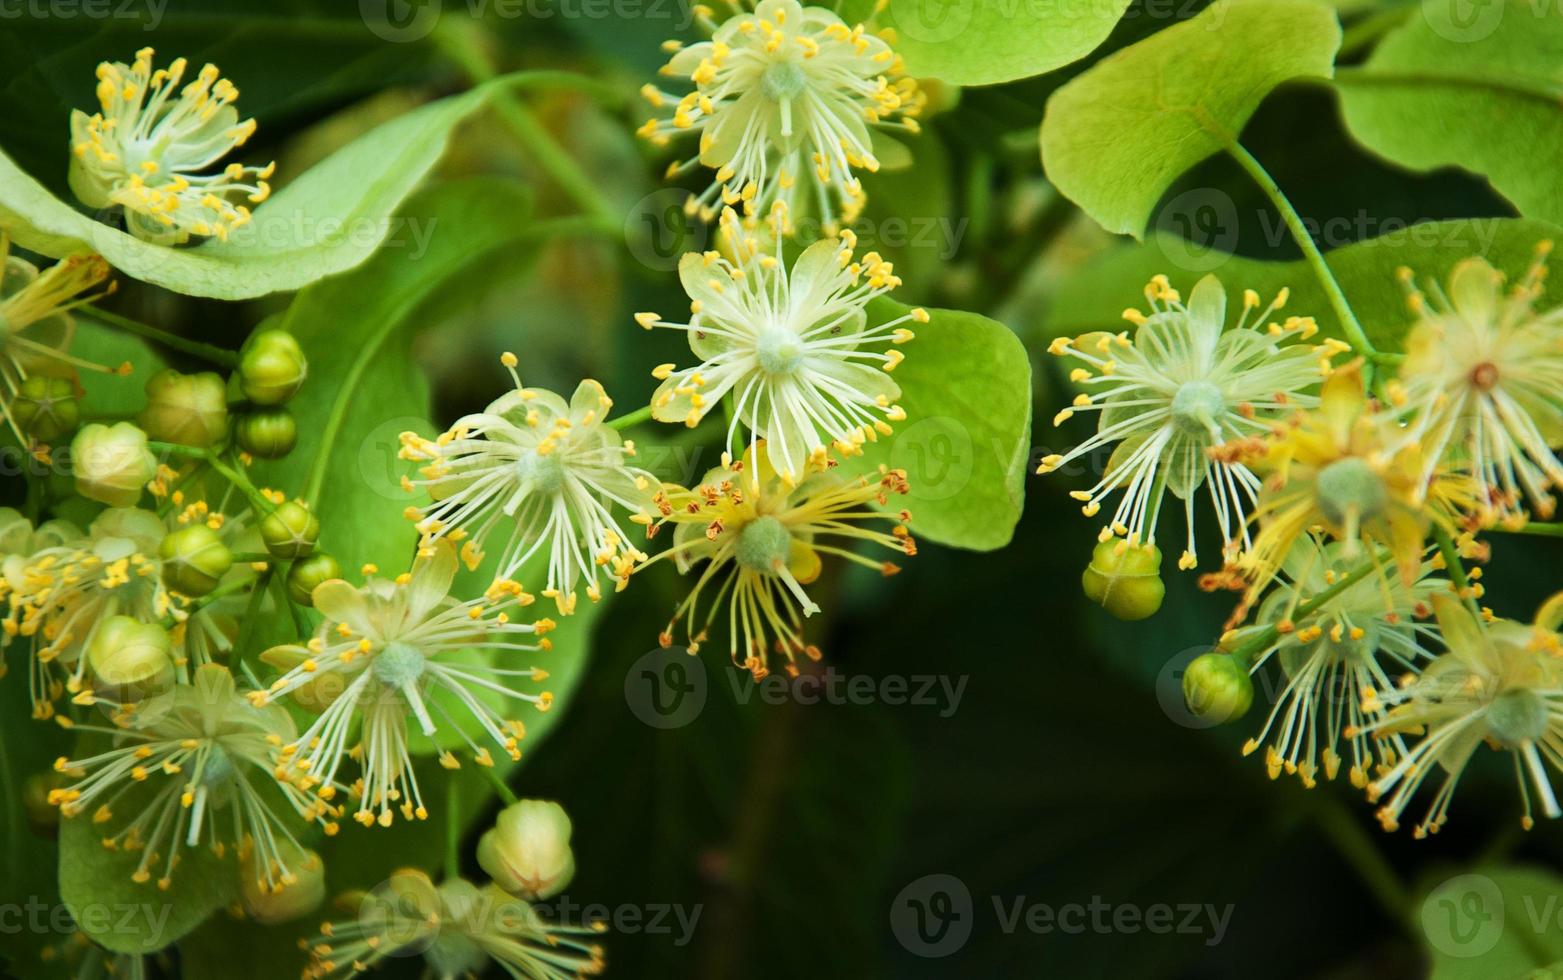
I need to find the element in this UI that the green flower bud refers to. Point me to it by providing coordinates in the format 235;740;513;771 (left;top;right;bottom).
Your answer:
1082;538;1165;621
11;376;79;443
86;615;173;700
239;329;307;405
138;368;229;448
239;842;326;925
287;552;342;606
71;422;156;508
235;408;298;459
158;523;234;596
260;501;320;559
1181;652;1254;723
477;799;576;900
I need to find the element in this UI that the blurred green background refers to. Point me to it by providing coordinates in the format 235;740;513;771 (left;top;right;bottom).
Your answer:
4;1;1563;977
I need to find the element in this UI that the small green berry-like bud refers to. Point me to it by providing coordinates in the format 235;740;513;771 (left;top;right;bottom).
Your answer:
235;408;298;459
287;552;342;606
1181;652;1254;723
239;329;307;405
86;615;174;700
139;368;228;448
71;422;156;508
260;501;320;559
477;799;576;900
239;842;326;925
158;523;234;596
11;376;80;442
1082;538;1165;621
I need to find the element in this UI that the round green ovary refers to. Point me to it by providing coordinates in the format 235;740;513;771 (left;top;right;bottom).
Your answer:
756;328;805;376
1315;457;1388;527
198;743;236;791
736;515;793;573
761;61;808;102
515;450;566;494
1170;381;1225;436
1486;688;1550;747
372;641;427;687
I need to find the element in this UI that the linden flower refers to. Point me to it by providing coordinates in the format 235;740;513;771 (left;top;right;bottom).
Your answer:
4;506;242;717
1237;362;1477;598
399;362;652;616
1236;537;1444;789
1357;594;1563;836
1039;274;1342;570
255;542;557;828
48;664;339;891
301;870;605;980
69;47;275;245
1390;245;1563;525
636;206;923;482
637;0;922;229
0;235;120;443
642;441;913;677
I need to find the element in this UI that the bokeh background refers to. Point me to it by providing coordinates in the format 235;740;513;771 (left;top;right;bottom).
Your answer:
4;1;1563;977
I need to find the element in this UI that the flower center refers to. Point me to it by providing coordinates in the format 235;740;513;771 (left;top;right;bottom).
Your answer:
1170;381;1226;436
756;328;805;375
372;641;426;687
1470;361;1501;391
514;450;566;494
1486;688;1550;747
199;744;236;791
760;60;809;102
1315;457;1389;527
735;515;793;573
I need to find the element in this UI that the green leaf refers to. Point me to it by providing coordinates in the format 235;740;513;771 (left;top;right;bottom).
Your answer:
1418;866;1563;980
1337;0;1563;227
854;0;1132;86
844;298;1032;551
69;321;168;420
1040;0;1341;236
249;176;539;572
1043;217;1563;351
57;783;238;954
0;74;579;301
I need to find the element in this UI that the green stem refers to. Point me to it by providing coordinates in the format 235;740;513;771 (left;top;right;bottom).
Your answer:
1431;523;1483;618
1491;521;1563;539
434;24;620;228
444;777;462;880
86;309;239;367
148;442;275;513
478;762;520;807
1312;793;1412;931
1224;142;1377;362
1333;66;1563;105
166;574;257;625
607;404;654;431
1227;552;1383;669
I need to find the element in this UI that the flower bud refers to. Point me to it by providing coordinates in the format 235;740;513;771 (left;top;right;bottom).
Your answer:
1082;538;1164;621
11;375;79;443
477;799;576;900
158;523;234;596
71;422;156;508
235;408;298;459
239;329;307;405
287;552;342;606
138;368;228;448
260;501;320;559
239;841;326;925
86;615;174;700
1181;652;1254;723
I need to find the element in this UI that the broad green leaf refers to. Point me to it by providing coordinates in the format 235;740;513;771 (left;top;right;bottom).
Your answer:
249;177;537;572
0;74;570;301
57;784;238;954
844;298;1032;551
70;320;169;420
1040;0;1341;236
1044;218;1563;351
1337;0;1563;227
1418;866;1563;980
844;0;1132;86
